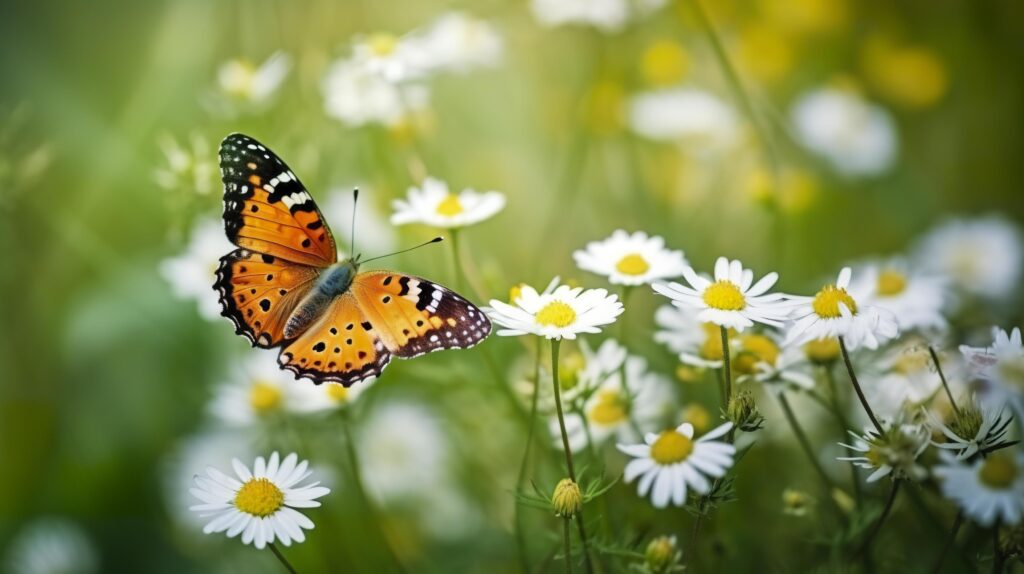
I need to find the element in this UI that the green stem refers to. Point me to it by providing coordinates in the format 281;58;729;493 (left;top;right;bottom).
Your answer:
993;521;1004;574
563;517;573;574
823;365;862;504
838;337;885;436
931;510;964;574
777;391;836;492
515;338;544;573
448;228;465;294
720;326;734;441
854;480;901;559
267;542;298;574
928;346;960;416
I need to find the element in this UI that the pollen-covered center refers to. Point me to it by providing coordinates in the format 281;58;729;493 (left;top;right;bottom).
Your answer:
615;253;650;276
733;334;780;375
812;285;858;318
249;380;283;414
326;383;348;402
804;338;840;363
702;281;746;311
367;33;398;57
234;477;285;517
436;194;464;217
650;430;694;465
978;454;1018;489
536;301;577;328
876;269;908;296
588;389;628;426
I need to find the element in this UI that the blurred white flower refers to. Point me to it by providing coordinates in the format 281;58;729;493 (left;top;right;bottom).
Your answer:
838;417;929;482
628;88;739;150
653;257;793;332
3;518;97;574
961;326;1024;412
861;339;963;418
785;267;899;351
488;281;624;340
217;52;290;105
390;177;505;229
154;132;217;194
914;216;1023;301
190;451;330;548
574;230;688;286
322;186;398;257
322;57;429;127
618;422;736;508
850;258;948;333
558;353;676;451
791;87;898;177
160;217;234;320
934;451;1024;526
737;335;817;392
352;33;429;83
531;0;630;32
413;12;504;74
653;304;706;357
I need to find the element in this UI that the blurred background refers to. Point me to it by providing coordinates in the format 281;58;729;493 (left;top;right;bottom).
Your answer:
2;0;1024;572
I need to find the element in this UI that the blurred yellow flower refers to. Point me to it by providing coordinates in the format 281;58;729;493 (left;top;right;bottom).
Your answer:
736;24;794;84
862;38;948;109
745;167;819;215
761;0;848;36
584;81;626;135
682;403;711;433
249;380;283;414
641;40;690;87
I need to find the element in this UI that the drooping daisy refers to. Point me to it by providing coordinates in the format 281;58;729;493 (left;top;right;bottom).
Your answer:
488;281;624;340
928;399;1013;460
934;451;1024;526
850;258;949;333
321;57;430;127
960;327;1024;410
190;452;330;548
914;216;1023;301
412;12;504;75
159;217;234;319
785;267;899;351
154;132;217;195
790;87;898;177
3;518;98;574
573;230;688;286
838;416;929;482
653;257;793;332
618;422;736;508
628;88;740;151
390;177;505;229
217;52;290;106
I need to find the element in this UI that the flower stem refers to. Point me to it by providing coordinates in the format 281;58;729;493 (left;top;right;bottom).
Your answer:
855;479;901;559
339;407;406;572
448;227;466;294
563;516;573;574
993;520;1005;574
267;542;298;574
777;391;835;492
928;345;960;416
838;337;885;436
720;326;734;441
930;510;964;574
550;338;595;574
515;338;544;572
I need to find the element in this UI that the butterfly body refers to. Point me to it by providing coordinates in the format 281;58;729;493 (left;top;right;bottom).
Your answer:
214;133;491;386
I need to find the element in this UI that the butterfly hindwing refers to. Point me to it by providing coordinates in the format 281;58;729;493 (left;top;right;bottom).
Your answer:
215;248;321;348
219;133;337;267
277;293;392;386
351;271;491;358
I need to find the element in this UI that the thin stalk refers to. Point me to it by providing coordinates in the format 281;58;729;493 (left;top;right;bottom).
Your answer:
777;391;836;492
992;521;1004;574
823;365;862;504
929;346;960;416
931;510;964;574
267;542;298;574
515;338;544;573
563;517;573;574
449;227;465;294
550;339;595;574
340;408;406;572
720;326;734;441
855;479;901;559
839;337;885;436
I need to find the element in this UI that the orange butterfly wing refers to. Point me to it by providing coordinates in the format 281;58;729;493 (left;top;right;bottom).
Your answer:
219;134;337;267
214;249;320;348
277;293;392;386
350;271;491;357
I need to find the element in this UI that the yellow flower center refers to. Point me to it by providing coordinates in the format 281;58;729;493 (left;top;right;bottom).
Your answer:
698;323;736;361
559;353;585;391
682;404;711;433
367;33;398;57
588;389;628;426
641;40;690;86
733;334;780;375
650;430;694;465
508;283;526;303
812;285;858;318
435;194;464;217
893;349;929;375
876;269;908;296
703;281;746;311
615;253;650;276
234;477;285;517
978;455;1019;490
249;380;283;414
326;384;348;402
998;357;1024;390
804;338;840;364
536;301;576;328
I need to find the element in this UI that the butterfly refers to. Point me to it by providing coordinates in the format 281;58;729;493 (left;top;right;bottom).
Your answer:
213;133;491;386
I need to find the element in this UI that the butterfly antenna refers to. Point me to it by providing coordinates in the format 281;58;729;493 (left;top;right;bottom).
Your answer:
350;188;359;260
360;237;444;264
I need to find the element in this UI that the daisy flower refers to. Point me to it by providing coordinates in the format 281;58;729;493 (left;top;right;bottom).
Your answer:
850;258;949;333
217;52;290;105
737;336;817;392
915;216;1022;301
190;452;330;548
653;304;705;357
488;281;623;340
412;12;504;75
928;400;1013;460
785;267;899;351
617;422;736;508
934;451;1024;526
573;230;688;286
3;518;98;574
653;257;793;332
351;32;428;82
960;327;1024;411
838;417;929;482
154;132;217;195
628;88;740;151
390;177;505;229
859;338;965;418
159;216;234;319
321;57;429;127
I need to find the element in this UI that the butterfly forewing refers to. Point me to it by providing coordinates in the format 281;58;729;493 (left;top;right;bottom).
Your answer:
219;134;337;267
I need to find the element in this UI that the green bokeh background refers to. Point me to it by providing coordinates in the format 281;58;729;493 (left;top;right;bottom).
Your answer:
2;0;1023;572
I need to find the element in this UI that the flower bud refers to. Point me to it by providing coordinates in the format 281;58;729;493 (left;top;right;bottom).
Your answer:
644;535;681;573
551;478;582;518
727;390;764;432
